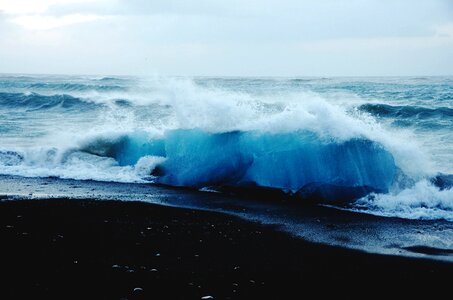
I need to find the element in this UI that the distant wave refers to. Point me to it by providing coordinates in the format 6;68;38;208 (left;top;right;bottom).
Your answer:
0;78;127;92
98;77;120;81
359;103;453;119
0;92;103;111
26;82;126;92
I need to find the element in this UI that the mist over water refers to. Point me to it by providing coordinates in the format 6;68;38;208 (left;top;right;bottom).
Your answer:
0;74;452;220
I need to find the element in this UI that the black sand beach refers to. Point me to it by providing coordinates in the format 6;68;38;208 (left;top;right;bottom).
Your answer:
1;198;452;299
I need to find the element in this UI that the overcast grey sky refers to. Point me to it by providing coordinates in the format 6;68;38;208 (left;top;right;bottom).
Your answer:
0;0;452;76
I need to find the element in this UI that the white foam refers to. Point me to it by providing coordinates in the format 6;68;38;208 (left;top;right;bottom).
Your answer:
134;155;166;177
354;180;453;221
0;148;159;183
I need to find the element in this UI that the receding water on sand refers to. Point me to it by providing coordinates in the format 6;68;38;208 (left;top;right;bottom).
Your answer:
2;174;453;262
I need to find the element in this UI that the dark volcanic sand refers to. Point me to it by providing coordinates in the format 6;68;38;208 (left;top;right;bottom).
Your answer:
0;199;452;299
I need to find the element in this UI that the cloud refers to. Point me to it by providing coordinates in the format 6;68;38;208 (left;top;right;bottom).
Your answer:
0;0;96;15
0;0;108;30
11;14;104;30
0;0;452;75
300;34;453;53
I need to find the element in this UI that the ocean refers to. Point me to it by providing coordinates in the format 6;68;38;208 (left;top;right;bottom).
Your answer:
0;74;452;222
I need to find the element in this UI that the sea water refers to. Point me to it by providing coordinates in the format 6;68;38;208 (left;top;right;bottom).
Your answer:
0;75;452;220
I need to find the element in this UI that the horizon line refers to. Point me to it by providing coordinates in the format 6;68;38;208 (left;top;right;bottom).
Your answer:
1;71;452;78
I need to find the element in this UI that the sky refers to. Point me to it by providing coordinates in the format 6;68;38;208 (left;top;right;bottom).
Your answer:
0;0;452;76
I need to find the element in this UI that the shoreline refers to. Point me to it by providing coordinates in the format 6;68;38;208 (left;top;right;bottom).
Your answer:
1;198;452;299
2;174;453;262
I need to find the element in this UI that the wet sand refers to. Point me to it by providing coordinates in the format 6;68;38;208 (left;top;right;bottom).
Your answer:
1;199;452;299
3;174;453;262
